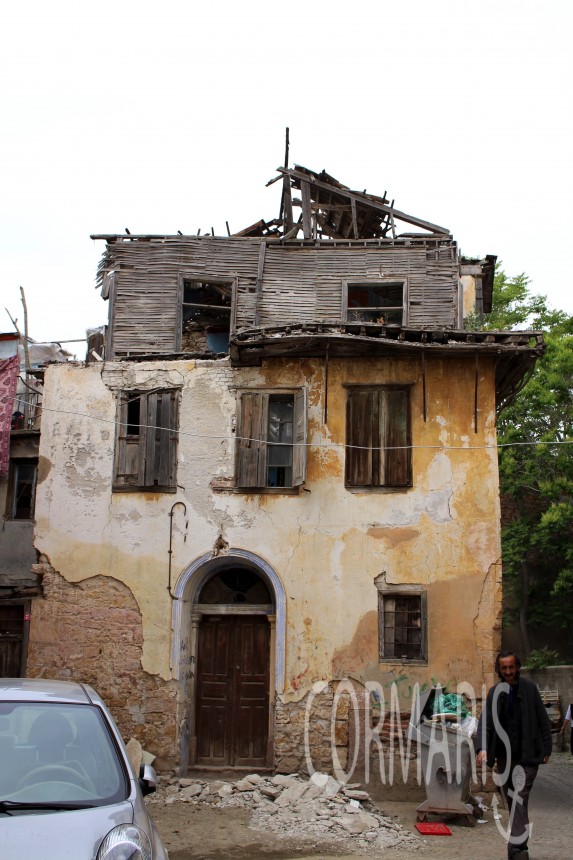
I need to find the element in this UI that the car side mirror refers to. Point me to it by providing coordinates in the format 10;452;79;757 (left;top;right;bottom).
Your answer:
138;763;158;796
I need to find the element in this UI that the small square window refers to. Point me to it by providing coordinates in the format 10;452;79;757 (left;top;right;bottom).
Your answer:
375;577;427;663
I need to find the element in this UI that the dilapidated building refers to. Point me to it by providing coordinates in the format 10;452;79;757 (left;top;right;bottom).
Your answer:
27;163;543;774
0;336;70;676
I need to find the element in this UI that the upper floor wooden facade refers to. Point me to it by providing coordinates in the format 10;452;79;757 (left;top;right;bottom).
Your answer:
91;164;542;411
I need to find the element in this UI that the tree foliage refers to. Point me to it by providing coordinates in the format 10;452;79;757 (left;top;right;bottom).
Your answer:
482;267;573;657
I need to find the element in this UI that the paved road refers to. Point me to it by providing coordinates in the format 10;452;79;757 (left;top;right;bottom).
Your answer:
373;751;573;860
522;752;572;860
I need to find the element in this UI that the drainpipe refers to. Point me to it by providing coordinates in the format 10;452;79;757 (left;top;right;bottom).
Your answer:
168;501;187;599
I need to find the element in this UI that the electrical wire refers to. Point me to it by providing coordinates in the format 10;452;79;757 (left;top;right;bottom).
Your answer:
13;397;573;453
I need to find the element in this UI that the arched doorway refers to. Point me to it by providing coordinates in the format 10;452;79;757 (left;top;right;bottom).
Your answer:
172;551;284;771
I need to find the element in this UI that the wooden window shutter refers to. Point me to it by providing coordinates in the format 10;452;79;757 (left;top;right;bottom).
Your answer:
237;392;268;487
345;388;378;486
382;388;411;487
346;387;411;488
143;390;179;489
113;393;146;488
292;388;307;486
114;390;178;491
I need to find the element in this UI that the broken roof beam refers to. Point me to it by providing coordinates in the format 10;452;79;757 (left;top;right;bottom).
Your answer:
278;167;450;235
315;213;345;239
301;179;312;239
282;175;294;233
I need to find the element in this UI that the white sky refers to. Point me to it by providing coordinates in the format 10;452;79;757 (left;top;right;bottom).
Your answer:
2;1;572;354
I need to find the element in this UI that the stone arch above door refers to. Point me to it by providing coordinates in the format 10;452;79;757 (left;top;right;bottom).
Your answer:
171;549;286;692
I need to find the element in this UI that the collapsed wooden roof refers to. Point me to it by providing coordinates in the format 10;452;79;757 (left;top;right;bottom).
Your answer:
234;164;450;240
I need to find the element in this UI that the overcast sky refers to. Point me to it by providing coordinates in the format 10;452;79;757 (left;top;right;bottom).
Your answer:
2;1;571;354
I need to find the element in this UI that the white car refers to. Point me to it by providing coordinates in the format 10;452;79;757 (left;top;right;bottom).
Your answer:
0;678;168;859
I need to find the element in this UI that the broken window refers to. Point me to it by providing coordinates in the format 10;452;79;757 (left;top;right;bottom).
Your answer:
5;459;38;519
236;390;306;489
113;389;179;492
345;386;412;488
345;281;406;325
181;279;232;353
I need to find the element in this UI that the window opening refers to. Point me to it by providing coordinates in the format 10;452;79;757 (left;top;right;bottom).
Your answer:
182;279;232;354
113;389;179;492
382;595;423;659
198;569;272;605
346;282;404;325
267;395;293;487
126;397;141;436
375;576;427;664
7;460;38;519
236;389;306;490
345;386;411;488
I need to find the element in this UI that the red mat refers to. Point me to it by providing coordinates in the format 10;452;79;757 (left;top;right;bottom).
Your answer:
415;822;453;835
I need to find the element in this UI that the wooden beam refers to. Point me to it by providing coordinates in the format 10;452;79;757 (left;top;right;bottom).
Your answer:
315;214;345;239
277;168;450;234
254;241;267;326
301;180;312;239
350;198;359;239
283;176;294;232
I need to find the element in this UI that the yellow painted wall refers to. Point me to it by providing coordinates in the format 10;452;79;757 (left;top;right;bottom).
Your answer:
34;352;501;702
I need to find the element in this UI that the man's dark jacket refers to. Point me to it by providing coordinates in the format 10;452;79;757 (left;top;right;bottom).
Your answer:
476;675;552;767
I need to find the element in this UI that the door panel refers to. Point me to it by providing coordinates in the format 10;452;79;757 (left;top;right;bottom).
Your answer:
0;605;25;677
195;615;270;767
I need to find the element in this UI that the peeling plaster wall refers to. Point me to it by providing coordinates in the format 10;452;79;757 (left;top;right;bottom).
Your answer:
33;353;502;762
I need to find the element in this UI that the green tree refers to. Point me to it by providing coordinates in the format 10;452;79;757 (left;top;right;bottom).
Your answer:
481;267;573;658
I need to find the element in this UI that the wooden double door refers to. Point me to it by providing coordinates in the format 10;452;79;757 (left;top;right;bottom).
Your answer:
195;615;270;767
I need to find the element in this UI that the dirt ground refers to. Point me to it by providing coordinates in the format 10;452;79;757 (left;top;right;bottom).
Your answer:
150;752;573;860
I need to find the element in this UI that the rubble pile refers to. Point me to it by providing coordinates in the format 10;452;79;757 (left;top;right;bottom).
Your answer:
147;770;422;854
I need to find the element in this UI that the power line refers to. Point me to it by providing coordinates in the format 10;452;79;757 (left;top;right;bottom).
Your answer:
15;398;573;453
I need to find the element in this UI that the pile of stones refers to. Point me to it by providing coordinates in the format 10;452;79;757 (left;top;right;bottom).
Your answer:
147;770;422;854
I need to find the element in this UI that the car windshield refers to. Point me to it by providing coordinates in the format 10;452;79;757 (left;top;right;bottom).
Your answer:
0;702;129;806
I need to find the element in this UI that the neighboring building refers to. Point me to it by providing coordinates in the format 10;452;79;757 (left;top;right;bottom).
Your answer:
27;165;543;773
0;334;69;675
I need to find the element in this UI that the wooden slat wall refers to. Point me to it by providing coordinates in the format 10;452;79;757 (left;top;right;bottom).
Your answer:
101;236;458;356
244;240;457;329
105;238;261;356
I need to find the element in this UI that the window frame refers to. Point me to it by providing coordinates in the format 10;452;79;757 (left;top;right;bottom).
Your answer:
113;388;180;493
178;275;234;353
343;279;409;326
235;388;307;491
344;384;412;490
374;576;428;664
5;458;38;520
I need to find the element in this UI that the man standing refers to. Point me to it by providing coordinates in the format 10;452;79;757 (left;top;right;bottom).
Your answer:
476;651;552;860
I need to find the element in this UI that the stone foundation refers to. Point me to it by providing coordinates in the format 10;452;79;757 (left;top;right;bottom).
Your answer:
274;682;427;800
274;683;350;775
27;562;180;769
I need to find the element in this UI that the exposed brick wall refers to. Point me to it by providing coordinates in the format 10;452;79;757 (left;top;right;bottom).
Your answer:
274;683;350;775
273;685;425;800
26;563;180;769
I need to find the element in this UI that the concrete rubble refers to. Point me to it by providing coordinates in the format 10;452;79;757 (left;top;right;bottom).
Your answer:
146;770;422;854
